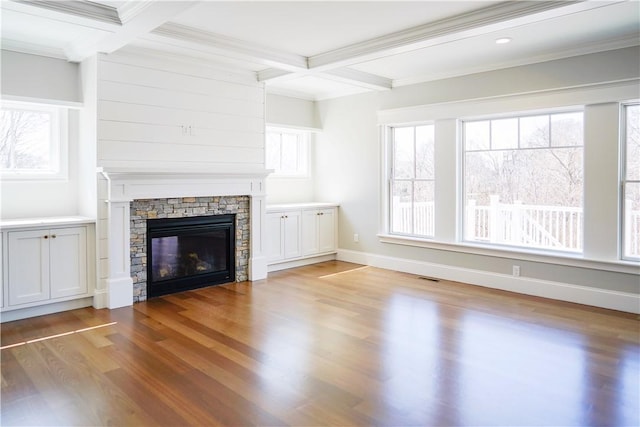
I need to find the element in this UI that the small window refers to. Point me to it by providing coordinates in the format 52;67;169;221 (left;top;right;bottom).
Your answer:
0;101;66;179
389;124;435;238
622;103;640;260
265;128;309;177
463;111;584;253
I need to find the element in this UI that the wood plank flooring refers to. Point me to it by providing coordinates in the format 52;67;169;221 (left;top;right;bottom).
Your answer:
1;261;639;426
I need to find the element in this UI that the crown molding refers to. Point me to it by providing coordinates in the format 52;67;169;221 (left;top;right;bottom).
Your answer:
116;0;155;25
14;0;121;25
392;34;640;89
308;0;610;70
1;39;67;60
151;22;308;72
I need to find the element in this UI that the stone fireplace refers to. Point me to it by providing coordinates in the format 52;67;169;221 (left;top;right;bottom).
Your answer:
94;169;269;309
130;196;249;301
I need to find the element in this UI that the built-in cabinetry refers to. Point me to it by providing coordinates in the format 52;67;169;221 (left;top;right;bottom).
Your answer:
266;203;338;271
1;217;95;322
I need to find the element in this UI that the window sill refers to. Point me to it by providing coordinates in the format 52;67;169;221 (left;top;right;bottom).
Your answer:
377;233;640;275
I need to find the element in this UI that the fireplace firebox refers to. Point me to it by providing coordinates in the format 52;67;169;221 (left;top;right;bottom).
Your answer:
147;214;235;298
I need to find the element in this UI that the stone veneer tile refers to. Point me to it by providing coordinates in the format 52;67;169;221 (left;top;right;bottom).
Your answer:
130;196;250;302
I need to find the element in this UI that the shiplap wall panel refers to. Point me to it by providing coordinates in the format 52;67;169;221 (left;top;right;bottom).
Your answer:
98;140;264;164
98;121;262;148
99;61;263;103
98;101;264;132
98;81;264;118
97;52;265;171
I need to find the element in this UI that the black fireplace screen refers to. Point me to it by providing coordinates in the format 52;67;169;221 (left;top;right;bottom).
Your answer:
147;214;235;297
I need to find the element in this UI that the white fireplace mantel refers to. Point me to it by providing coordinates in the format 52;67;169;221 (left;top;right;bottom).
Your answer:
95;167;271;309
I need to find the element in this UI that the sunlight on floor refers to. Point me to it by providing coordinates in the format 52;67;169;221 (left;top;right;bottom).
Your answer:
0;321;117;350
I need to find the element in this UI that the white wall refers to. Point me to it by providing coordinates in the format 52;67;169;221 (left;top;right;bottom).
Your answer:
0;51;84;219
265;94;319;204
1;50;81;105
97;50;265;173
315;47;640;306
266;93;320;130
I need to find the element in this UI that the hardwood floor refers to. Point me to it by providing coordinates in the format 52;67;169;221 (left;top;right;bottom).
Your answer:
1;261;638;426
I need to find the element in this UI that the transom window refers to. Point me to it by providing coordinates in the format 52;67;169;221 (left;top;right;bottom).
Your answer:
389;124;435;237
265;128;309;177
0;101;65;179
622;103;640;260
463;111;584;252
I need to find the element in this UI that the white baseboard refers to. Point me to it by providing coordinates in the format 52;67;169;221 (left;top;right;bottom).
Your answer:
268;253;337;273
337;249;640;314
1;297;94;323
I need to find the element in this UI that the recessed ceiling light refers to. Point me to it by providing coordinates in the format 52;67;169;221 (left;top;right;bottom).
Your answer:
495;37;512;45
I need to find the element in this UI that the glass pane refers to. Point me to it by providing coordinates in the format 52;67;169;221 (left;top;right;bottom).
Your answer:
491;118;518;150
265;132;281;170
391;180;412;234
0;108;52;170
416;125;435;179
551;112;583;147
280;133;299;173
464;146;583;252
624;182;640;259
464;121;489;150
393;127;414;179
413;180;435;237
626;105;640;181
520;115;549;148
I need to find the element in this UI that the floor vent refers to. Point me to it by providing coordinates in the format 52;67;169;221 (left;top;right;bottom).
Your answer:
419;276;440;282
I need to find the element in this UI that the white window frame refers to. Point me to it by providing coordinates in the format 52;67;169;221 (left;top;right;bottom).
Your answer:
265;127;309;178
461;109;585;254
621;101;640;261
0;101;68;181
387;123;436;239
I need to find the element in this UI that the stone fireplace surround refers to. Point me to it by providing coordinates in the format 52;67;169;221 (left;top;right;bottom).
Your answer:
130;196;250;302
95;169;269;309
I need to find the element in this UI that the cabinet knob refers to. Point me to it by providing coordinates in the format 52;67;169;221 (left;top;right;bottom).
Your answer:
43;235;48;239
51;234;57;239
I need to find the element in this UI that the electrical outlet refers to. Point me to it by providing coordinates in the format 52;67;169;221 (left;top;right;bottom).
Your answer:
353;233;359;243
512;265;521;277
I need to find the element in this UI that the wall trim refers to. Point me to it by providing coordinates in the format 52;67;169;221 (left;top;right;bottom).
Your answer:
337;249;640;314
1;297;94;323
268;254;337;273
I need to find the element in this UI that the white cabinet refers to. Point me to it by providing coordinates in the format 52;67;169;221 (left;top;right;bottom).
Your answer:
302;208;336;256
8;226;88;306
266;211;302;262
266;204;338;268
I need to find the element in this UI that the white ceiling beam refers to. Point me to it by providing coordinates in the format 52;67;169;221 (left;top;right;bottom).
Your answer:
307;0;616;70
322;68;392;91
65;1;199;62
151;23;308;72
13;0;121;25
257;68;296;83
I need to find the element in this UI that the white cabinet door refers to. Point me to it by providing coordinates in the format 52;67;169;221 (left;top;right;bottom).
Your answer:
317;208;336;253
283;211;302;259
50;227;87;299
8;229;50;306
266;212;285;262
301;210;319;256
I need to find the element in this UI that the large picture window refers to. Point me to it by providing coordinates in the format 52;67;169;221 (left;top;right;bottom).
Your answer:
463;111;584;252
622;103;640;260
0;101;65;179
389;124;435;237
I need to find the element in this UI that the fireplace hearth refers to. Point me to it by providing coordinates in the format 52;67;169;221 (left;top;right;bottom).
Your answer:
147;214;235;298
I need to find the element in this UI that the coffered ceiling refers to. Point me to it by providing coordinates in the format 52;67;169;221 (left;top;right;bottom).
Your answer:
1;0;639;100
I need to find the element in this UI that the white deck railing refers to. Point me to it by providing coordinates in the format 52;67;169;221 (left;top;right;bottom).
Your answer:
392;197;640;256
